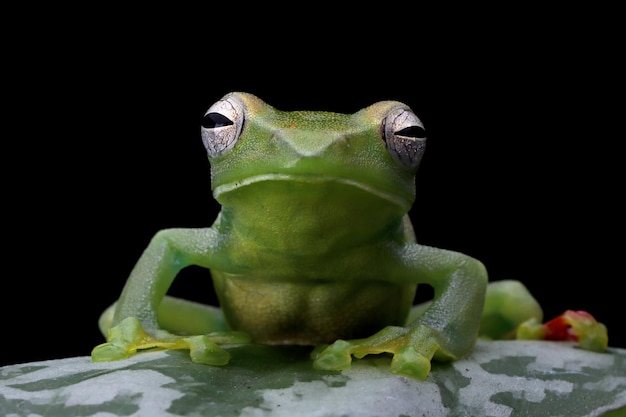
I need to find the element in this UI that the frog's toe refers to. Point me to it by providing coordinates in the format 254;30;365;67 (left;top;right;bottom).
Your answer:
91;342;131;362
312;340;354;371
311;325;446;379
184;335;230;366
390;346;431;379
91;316;150;362
92;316;242;366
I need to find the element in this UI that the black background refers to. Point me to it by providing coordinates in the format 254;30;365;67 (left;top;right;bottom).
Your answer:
4;9;623;366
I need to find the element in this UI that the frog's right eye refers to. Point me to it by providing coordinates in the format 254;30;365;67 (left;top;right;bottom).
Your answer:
201;95;245;157
381;107;426;170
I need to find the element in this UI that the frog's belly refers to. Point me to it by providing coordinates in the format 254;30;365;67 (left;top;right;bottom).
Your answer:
212;272;416;345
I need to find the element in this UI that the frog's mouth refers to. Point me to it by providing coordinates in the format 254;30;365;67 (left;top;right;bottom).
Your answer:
213;173;410;209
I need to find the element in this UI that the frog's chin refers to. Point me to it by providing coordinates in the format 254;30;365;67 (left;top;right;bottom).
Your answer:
213;173;410;209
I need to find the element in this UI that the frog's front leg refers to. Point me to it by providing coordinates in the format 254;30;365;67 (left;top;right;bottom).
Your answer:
313;244;488;380
91;227;250;365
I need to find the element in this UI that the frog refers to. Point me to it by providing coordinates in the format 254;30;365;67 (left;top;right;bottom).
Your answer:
91;92;607;379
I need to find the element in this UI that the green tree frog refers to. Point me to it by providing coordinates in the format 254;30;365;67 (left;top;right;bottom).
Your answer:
92;92;607;379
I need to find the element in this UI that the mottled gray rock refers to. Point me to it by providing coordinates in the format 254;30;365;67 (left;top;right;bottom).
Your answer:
1;340;625;417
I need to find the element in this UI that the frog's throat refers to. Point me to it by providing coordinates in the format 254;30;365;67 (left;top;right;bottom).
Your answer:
213;173;409;209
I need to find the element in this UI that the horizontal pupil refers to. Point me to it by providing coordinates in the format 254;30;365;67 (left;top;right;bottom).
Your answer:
396;126;426;138
202;112;234;128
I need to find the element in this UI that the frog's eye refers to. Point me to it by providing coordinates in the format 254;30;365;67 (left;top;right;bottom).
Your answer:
201;95;245;157
382;108;426;169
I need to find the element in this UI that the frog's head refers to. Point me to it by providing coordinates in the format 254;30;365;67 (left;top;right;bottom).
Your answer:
201;92;426;226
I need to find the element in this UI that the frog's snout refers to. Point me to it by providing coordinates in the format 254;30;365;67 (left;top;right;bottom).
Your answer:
277;130;346;158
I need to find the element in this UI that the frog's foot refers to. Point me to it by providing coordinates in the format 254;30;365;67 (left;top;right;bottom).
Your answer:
91;317;251;365
478;279;544;340
516;310;608;352
312;325;448;380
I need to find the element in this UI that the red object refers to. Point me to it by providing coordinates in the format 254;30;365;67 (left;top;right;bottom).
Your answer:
542;310;596;342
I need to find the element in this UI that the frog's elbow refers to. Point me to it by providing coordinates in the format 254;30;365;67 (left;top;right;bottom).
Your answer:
448;255;488;294
466;257;489;293
470;258;488;283
445;251;488;283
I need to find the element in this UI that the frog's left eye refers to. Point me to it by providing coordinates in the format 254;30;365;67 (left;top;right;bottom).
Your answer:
382;108;426;169
201;95;245;157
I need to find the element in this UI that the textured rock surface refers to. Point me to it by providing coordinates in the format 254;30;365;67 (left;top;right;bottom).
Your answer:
1;340;625;417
